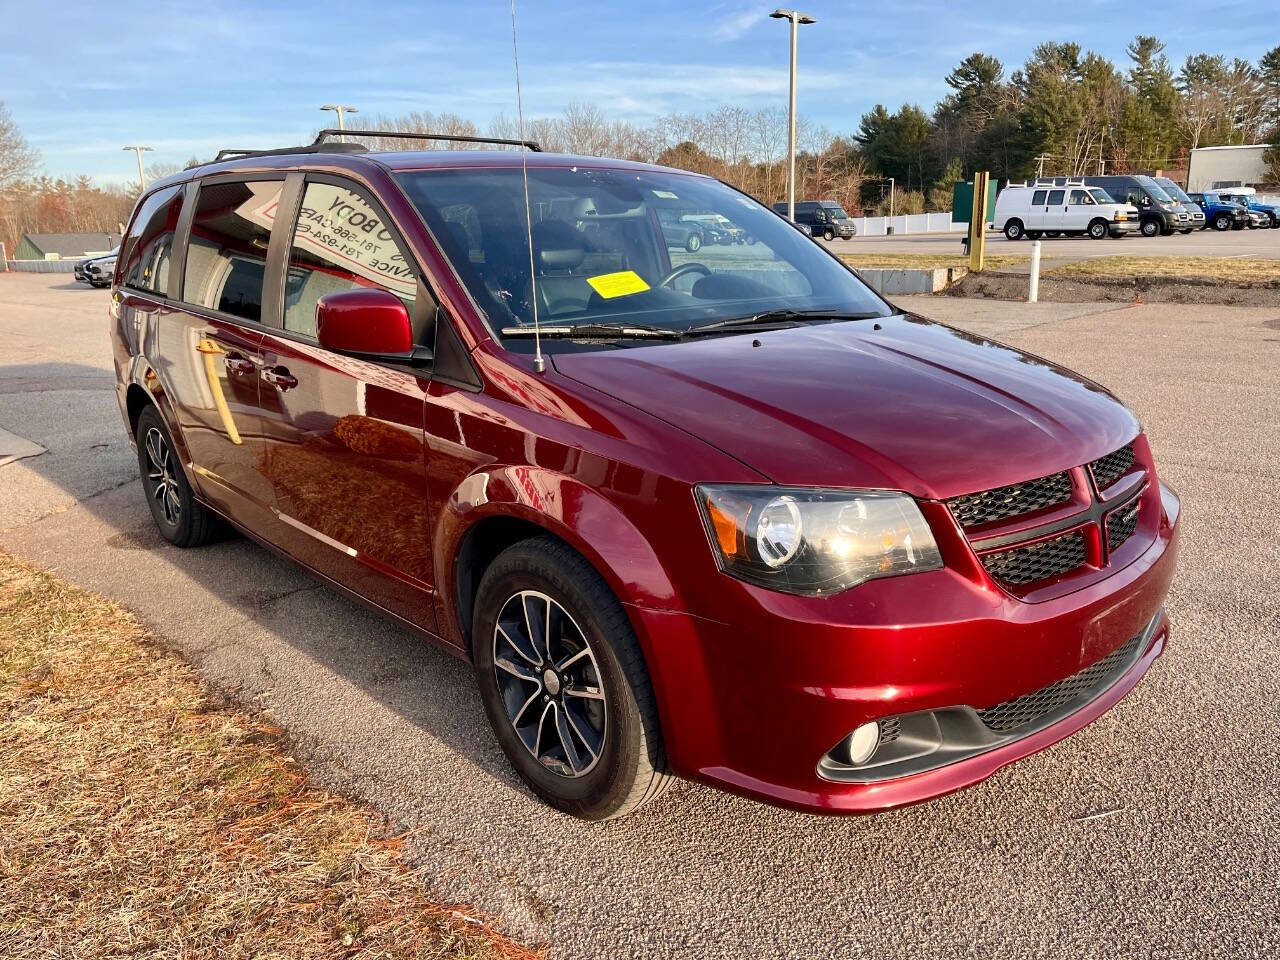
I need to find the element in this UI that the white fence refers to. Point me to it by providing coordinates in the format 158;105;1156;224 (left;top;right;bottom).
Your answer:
3;259;80;273
855;212;967;237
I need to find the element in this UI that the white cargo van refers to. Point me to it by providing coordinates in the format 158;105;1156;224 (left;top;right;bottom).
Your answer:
993;182;1139;240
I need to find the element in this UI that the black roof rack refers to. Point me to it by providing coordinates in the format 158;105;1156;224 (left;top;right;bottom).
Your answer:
191;129;541;170
311;128;541;151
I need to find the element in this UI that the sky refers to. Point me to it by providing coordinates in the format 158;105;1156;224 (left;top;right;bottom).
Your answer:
3;0;1276;184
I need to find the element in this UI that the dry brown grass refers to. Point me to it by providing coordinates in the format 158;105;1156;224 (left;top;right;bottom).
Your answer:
0;552;540;960
838;253;1029;270
1049;256;1280;284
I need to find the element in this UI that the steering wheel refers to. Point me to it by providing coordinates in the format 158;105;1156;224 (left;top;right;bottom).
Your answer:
659;262;712;288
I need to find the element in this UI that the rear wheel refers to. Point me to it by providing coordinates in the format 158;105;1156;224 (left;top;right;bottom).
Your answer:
135;406;219;547
1003;219;1024;241
1026;230;1042;240
1088;218;1109;240
685;232;702;253
472;536;672;820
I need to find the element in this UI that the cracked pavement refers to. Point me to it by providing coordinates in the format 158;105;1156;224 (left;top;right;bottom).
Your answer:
1;273;1277;959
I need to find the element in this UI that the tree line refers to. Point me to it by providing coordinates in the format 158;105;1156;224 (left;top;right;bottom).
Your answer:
2;35;1278;254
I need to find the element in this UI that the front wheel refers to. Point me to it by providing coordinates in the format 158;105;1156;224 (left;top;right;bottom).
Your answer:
1140;218;1160;237
1212;214;1232;231
135;405;219;547
1180;229;1193;235
823;228;835;241
473;536;672;820
1088;219;1109;239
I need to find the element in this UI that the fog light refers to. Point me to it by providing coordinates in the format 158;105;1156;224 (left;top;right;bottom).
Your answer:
847;721;880;766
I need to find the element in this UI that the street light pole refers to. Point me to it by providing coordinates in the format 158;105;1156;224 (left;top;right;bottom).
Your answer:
320;104;359;143
770;9;816;223
122;145;153;189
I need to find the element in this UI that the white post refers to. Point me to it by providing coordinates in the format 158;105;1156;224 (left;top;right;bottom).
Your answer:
1028;239;1042;303
786;14;797;222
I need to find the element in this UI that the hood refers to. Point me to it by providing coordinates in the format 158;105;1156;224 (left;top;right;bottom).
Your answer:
553;314;1139;500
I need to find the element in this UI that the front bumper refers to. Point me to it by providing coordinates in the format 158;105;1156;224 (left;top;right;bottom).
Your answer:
1109;220;1139;234
634;480;1179;814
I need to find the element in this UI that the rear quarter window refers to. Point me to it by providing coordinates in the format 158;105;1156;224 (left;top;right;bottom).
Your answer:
121;185;184;295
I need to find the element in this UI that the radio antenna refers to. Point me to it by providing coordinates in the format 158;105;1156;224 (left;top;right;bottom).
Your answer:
509;0;545;374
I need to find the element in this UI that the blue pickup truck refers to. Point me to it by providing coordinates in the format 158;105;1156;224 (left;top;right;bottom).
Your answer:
1215;189;1280;228
1186;192;1251;231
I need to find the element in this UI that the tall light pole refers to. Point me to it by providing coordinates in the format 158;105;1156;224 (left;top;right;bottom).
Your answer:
770;9;816;223
320;104;359;142
123;145;153;189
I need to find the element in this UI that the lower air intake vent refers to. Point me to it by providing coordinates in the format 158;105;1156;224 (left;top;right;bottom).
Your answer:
980;531;1087;586
977;632;1144;733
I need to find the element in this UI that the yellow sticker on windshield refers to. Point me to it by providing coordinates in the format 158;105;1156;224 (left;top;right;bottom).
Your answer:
587;270;651;299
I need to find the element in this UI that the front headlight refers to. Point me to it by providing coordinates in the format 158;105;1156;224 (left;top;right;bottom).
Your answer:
696;485;943;596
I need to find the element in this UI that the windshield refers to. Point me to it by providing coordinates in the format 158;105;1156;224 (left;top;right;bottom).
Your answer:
395;166;889;350
1087;188;1114;205
1136;176;1174;203
822;204;851;219
1155;178;1193;203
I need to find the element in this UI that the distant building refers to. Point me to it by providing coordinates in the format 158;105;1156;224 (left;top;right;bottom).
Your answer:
12;232;121;261
1186;145;1271;192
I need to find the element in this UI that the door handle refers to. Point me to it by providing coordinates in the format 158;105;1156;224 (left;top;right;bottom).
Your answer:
224;352;257;377
262;365;298;391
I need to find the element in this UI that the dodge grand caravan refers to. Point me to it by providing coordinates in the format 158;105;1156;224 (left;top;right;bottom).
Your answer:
111;132;1180;820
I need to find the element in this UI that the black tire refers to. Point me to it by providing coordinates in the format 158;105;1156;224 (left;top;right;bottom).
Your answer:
135;405;218;548
1088;218;1109;240
1026;230;1042;240
823;227;835;241
1180;229;1193;235
472;536;672;820
1044;231;1061;238
1003;219;1024;241
685;232;702;253
1211;214;1231;231
1140;218;1160;237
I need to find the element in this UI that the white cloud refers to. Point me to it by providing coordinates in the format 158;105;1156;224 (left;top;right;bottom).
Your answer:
711;5;768;42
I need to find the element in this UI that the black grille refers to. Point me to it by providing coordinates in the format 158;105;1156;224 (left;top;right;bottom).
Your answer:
877;716;901;744
1107;500;1140;552
980;531;1087;586
977;632;1144;733
947;471;1073;529
1090;444;1135;491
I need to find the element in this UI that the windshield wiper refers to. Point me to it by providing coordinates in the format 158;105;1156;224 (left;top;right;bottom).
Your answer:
501;323;682;340
682;309;887;336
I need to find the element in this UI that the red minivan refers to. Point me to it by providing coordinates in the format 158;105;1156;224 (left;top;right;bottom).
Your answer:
111;133;1180;820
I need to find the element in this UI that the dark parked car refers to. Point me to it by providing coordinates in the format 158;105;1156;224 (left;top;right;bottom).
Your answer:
655;209;704;252
772;200;856;240
1083;175;1182;236
112;133;1180;820
1216;190;1280;228
1152;178;1206;233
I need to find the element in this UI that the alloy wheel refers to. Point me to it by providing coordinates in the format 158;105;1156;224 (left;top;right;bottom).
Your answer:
492;590;606;779
144;427;181;526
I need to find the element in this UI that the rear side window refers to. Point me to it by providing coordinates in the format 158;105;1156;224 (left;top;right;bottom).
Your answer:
183;179;283;323
1047;190;1065;205
282;181;417;338
1031;190;1047;205
122;185;183;295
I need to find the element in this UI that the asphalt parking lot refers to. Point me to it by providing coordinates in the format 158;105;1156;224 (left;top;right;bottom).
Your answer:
830;225;1280;261
2;272;1277;959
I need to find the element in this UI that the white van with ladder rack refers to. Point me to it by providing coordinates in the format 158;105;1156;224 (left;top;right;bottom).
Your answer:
993;179;1140;240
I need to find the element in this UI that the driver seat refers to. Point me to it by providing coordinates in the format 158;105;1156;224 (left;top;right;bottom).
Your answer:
527;220;595;316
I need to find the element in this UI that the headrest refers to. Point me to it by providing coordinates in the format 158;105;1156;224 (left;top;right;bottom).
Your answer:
532;219;586;271
442;221;470;258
